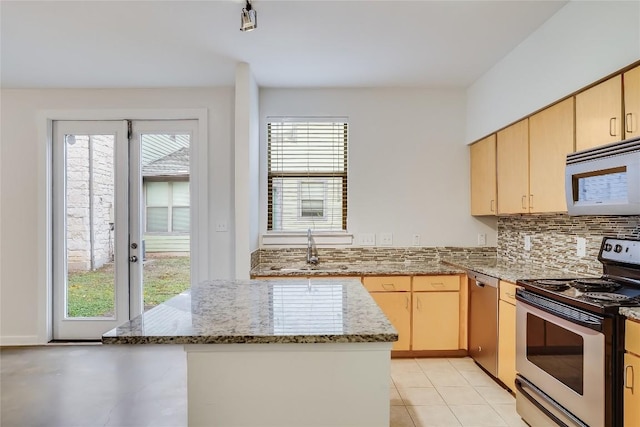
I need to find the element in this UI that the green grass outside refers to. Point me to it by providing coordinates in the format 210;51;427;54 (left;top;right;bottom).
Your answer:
67;256;190;317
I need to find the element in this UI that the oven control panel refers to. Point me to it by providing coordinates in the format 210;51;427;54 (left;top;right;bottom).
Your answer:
600;238;640;265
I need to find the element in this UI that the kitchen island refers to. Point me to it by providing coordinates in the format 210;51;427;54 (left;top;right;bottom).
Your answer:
103;278;397;427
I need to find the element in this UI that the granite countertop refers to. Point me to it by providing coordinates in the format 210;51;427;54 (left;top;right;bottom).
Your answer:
251;261;465;277
620;307;640;321
102;279;397;345
252;258;578;283
442;259;579;283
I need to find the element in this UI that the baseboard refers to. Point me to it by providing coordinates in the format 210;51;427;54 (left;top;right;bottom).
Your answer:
0;335;40;346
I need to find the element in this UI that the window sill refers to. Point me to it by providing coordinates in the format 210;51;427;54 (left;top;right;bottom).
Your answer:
261;232;353;247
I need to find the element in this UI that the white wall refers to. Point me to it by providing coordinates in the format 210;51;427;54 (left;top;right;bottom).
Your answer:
0;88;234;344
260;88;498;248
234;64;261;279
466;0;640;143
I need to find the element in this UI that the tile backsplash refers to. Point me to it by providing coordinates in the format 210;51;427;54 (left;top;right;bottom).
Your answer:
497;214;640;276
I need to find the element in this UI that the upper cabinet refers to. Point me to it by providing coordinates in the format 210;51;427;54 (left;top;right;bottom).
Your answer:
497;119;529;214
470;134;497;215
529;98;575;213
469;60;639;216
624;65;640;139
576;75;623;151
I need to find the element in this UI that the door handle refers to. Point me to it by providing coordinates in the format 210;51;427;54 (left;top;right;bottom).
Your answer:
626;113;634;133
609;117;617;137
129;256;138;263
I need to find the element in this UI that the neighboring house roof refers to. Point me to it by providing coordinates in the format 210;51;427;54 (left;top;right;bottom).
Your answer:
141;134;189;166
142;146;189;177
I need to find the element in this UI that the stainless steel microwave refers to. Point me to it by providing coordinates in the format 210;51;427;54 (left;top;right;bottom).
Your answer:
565;136;640;216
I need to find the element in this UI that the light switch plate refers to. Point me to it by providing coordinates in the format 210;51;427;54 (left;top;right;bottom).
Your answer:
477;233;486;246
216;222;228;232
412;234;420;246
524;235;531;251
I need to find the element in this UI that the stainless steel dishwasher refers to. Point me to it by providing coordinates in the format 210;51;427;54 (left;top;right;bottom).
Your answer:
467;270;499;377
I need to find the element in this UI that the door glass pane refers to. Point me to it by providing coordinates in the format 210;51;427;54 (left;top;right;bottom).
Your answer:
526;313;584;394
140;133;191;312
65;134;116;318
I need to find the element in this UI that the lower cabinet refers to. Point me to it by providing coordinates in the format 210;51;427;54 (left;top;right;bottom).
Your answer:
364;275;462;353
498;280;519;392
625;320;640;426
412;291;459;350
370;292;411;351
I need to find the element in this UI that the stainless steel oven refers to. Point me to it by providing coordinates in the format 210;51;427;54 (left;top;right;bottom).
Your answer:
515;291;610;427
514;237;640;427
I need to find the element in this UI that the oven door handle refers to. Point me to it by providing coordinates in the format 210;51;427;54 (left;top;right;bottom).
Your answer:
516;376;588;427
516;290;604;332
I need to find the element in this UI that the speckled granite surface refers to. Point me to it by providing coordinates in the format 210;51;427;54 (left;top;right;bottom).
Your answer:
251;261;465;277
252;258;582;283
621;307;640;321
103;279;397;345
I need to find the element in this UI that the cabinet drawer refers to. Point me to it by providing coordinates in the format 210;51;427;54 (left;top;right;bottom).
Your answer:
499;281;521;304
363;276;411;292
413;275;460;292
626;320;640;356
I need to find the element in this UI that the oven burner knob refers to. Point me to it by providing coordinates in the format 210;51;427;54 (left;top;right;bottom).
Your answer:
614;244;623;253
604;243;613;252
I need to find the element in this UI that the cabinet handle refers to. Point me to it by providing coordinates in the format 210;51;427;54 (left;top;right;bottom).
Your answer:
521;195;527;210
405;296;410;310
382;283;396;291
529;194;534;210
490;199;495;212
609;117;617;137
625;364;634;391
416;296;422;311
505;292;515;298
626;113;634;133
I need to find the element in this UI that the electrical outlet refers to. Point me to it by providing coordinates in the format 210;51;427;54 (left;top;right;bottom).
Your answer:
360;233;376;246
577;237;586;257
477;233;486;246
524;235;532;251
216;222;228;232
379;233;393;246
412;234;420;246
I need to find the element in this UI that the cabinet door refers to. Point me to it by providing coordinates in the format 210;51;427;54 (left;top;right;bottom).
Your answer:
529;98;574;213
624;65;640;139
576;74;623;151
624;352;640;427
370;292;411;351
412;292;459;351
498;299;516;391
497;119;529;214
470;134;497;215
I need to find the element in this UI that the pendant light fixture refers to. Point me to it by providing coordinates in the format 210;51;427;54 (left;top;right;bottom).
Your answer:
240;0;257;32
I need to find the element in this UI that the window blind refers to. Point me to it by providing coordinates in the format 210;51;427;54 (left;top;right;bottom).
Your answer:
267;118;348;232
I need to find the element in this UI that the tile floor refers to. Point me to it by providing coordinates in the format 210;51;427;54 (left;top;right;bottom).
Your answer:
389;357;526;427
1;345;526;427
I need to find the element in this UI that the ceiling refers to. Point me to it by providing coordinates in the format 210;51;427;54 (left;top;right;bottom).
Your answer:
0;0;569;89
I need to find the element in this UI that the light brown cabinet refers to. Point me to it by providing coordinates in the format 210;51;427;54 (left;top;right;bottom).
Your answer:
624;65;640;139
625;319;640;426
529;98;575;213
497;280;520;392
365;275;463;353
470;134;497;216
576;74;623;151
412;276;461;351
497;119;529;214
369;292;411;351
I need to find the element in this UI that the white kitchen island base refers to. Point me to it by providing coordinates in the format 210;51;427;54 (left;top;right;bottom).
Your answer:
184;342;392;427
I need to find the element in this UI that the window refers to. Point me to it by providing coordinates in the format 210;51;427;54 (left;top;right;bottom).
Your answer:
145;181;190;233
267;118;348;232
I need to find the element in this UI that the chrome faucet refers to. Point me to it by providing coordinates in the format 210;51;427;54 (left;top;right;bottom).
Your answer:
306;228;319;265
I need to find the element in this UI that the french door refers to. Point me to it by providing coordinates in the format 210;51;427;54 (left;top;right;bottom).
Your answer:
52;119;197;340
